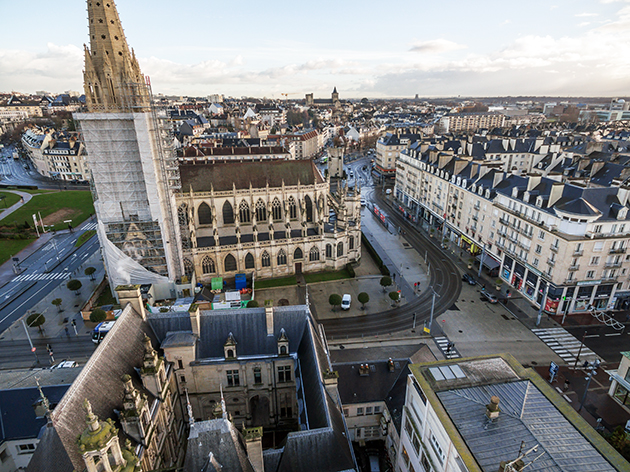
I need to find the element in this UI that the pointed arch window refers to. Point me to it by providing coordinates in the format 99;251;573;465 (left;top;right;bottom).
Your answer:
223;201;234;225
178;203;189;227
272;198;282;221
288;197;297;219
198;202;212;225
245;252;255;269
277;250;287;265
202;256;216;274
326;244;332;259
255;199;267;222
304;195;313;222
294;248;303;260
261;251;271;267
225;254;237;272
337;242;344;257
239;201;251;224
309;247;320;262
183;258;194;276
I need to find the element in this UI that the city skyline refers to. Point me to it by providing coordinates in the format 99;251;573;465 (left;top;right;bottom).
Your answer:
0;0;629;98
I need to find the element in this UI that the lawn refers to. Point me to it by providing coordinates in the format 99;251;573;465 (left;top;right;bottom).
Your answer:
0;192;21;210
0;238;36;265
3;190;94;231
255;276;297;289
304;268;353;284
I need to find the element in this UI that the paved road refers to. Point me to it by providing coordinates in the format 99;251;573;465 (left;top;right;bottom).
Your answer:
565;324;630;364
0;335;97;369
0;223;100;334
319;177;462;338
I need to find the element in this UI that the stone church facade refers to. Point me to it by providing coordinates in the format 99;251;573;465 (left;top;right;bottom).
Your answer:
176;159;361;283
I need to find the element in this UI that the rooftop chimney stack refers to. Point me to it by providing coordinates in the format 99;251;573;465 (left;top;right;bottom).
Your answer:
486;395;500;420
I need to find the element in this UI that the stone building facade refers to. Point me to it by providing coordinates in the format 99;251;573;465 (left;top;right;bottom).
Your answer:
176;159;361;283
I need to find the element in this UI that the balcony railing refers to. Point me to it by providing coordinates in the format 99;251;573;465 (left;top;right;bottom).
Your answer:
547;258;556;266
605;262;622;268
568;265;579;271
499;217;510;226
609;247;627;254
550;245;559;253
573;250;583;256
602;275;619;283
564;278;578;285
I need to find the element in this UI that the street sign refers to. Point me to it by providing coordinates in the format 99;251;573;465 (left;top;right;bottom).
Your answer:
31;347;36;352
423;326;431;334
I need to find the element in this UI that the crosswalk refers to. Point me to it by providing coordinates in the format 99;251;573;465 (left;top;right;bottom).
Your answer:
82;222;97;230
434;336;461;359
531;327;600;365
12;272;69;282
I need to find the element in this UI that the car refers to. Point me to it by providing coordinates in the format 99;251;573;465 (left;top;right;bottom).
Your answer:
462;273;476;285
385;189;392;195
481;291;498;303
360;199;366;207
53;360;78;369
349;171;354;178
341;294;351;310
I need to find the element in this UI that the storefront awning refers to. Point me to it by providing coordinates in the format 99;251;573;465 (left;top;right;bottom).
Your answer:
477;254;500;270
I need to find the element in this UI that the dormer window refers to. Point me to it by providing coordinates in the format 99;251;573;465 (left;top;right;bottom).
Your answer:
512;187;518;198
536;196;543;208
277;328;289;356
472;184;477;193
224;332;237;359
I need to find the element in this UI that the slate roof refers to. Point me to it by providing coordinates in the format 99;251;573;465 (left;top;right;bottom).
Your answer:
437;380;617;472
179;160;323;192
0;385;69;442
185;419;255;472
334;359;409;405
27;305;159;472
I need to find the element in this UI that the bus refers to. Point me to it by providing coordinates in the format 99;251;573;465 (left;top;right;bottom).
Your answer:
92;321;115;343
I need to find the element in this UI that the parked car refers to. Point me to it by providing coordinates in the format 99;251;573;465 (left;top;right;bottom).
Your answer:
53;360;78;369
341;294;352;310
481;291;498;303
360;198;366;207
462;273;476;285
385;189;392;195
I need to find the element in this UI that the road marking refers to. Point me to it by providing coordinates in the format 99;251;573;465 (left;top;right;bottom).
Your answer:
605;333;622;337
531;327;599;365
0;279;59;324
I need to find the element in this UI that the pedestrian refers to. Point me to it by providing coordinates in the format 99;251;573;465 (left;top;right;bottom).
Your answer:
563;379;570;392
64;326;69;336
446;343;452;353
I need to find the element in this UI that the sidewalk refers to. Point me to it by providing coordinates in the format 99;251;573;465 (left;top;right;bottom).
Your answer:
0;189;33;221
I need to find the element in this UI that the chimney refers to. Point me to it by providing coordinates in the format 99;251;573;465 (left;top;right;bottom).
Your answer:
116;285;146;320
359;364;370;376
189;303;200;336
265;302;274;336
388;358;395;372
485;395;500;420
527;175;542;191
323;370;340;398
243;427;264;472
548;182;564;208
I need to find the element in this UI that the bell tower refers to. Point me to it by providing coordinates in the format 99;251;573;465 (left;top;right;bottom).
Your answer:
75;0;183;288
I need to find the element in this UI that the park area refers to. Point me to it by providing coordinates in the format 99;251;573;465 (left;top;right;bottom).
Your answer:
0;190;94;265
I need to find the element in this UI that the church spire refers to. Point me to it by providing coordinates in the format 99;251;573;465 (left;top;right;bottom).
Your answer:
83;0;151;112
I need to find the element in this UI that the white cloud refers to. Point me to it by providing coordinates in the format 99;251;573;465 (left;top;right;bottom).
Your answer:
575;12;599;17
409;39;467;54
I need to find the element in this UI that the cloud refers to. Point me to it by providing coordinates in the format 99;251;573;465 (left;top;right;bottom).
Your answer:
575;12;599;17
409;39;467;54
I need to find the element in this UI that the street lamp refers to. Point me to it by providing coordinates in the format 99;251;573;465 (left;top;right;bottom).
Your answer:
578;360;601;412
425;287;441;335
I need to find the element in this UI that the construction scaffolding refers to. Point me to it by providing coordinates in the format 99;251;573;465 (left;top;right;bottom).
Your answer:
76;76;184;287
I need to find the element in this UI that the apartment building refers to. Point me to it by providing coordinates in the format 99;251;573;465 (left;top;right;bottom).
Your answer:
21;127;90;181
395;140;630;315
437;112;505;133
396;355;625;472
375;132;422;179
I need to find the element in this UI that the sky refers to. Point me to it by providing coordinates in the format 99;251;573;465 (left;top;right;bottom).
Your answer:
1;0;629;99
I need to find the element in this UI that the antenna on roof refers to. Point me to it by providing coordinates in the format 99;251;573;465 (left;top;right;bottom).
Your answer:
498;444;545;472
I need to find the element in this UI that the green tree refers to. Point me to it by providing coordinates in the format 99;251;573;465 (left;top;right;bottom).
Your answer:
247;300;259;308
389;291;400;304
380;276;392;292
84;267;96;281
358;292;369;310
329;294;342;311
90;308;107;323
26;313;46;333
67;279;82;295
52;298;63;313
